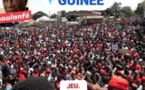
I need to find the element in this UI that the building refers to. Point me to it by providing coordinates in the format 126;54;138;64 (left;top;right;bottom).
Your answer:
67;11;102;25
77;16;104;24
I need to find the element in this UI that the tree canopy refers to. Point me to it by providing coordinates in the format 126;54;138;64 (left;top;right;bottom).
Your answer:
60;11;78;21
121;6;134;17
32;11;49;20
135;1;145;15
102;2;134;18
50;13;57;18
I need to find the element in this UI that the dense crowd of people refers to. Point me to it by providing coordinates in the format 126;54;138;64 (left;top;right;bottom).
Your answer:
0;18;145;90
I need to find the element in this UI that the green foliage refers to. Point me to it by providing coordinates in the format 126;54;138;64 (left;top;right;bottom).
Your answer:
32;11;49;20
58;11;77;21
50;13;57;18
120;6;134;17
118;12;125;18
103;8;113;16
61;10;66;17
66;15;78;21
103;2;135;18
135;2;144;15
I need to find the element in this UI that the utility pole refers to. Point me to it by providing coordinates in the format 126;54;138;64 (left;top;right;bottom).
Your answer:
49;10;50;17
115;4;117;20
115;3;117;25
57;11;62;27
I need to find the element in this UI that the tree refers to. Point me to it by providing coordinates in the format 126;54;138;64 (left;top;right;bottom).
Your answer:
103;8;114;16
61;10;66;17
120;6;134;17
32;11;49;20
50;13;57;18
118;12;126;18
66;15;78;21
103;2;121;17
103;2;135;18
135;1;144;15
111;2;122;17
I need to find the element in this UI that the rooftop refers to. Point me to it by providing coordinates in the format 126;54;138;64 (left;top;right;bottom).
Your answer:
67;11;101;16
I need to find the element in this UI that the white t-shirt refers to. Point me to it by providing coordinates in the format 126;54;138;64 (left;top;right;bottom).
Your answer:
137;85;143;90
47;74;53;82
0;78;2;88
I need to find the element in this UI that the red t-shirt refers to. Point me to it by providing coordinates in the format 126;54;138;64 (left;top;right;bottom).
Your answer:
55;80;60;90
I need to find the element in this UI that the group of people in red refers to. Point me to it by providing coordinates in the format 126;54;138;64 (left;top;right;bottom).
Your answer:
0;17;145;90
1;0;145;90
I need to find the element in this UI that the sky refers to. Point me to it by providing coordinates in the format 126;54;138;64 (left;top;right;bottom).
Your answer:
0;0;143;15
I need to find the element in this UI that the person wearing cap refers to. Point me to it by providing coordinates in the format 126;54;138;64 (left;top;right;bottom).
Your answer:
45;68;53;83
130;60;141;73
87;76;129;90
75;73;82;80
17;68;26;81
141;76;145;90
108;76;129;90
131;83;138;90
136;78;142;90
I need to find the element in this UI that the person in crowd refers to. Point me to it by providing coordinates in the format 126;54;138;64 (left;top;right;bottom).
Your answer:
12;77;54;90
88;75;129;90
